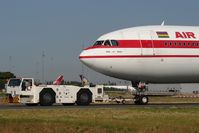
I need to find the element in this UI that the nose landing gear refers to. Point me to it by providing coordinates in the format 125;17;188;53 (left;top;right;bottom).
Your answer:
132;82;149;105
134;94;149;105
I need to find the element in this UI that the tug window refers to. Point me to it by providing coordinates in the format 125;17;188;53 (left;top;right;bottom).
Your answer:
104;40;111;46
8;79;21;87
22;79;32;91
93;41;104;46
111;40;119;46
97;88;102;94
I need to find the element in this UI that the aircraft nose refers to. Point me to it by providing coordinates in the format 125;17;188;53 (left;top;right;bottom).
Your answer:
79;50;86;62
79;50;96;68
79;50;89;65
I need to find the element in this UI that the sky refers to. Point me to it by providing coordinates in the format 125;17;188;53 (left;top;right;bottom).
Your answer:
0;0;199;84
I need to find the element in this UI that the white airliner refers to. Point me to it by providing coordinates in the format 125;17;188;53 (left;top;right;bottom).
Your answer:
79;25;199;104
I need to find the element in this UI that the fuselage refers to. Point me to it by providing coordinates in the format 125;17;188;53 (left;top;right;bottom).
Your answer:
79;25;199;83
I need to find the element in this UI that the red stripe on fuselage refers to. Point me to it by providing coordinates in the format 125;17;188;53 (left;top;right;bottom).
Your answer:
85;40;199;50
79;55;199;59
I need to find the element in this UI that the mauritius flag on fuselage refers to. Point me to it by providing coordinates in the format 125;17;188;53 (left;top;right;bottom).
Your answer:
156;31;170;38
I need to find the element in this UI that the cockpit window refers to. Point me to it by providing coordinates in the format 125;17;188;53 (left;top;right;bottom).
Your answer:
93;40;119;47
93;41;104;46
104;40;111;46
111;40;119;46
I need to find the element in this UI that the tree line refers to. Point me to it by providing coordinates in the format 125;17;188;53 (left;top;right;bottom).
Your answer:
0;72;15;89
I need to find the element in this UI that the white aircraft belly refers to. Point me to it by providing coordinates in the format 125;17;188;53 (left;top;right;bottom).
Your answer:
89;58;199;83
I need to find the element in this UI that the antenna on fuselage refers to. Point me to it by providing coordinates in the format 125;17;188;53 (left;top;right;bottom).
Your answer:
161;21;165;26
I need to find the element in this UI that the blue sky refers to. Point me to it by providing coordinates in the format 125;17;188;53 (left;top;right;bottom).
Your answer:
0;0;199;83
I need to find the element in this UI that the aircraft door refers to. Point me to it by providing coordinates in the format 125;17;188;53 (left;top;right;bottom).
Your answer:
139;30;154;55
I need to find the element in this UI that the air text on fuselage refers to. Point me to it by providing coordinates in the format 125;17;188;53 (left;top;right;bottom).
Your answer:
176;32;196;39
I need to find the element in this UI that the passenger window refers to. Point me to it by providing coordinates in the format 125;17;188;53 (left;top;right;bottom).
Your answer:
184;43;186;47
104;40;111;46
164;42;167;46
170;42;172;46
111;40;119;46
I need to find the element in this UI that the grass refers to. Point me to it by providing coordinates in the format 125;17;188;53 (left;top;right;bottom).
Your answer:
0;108;199;133
0;91;199;132
150;96;199;103
106;91;199;103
